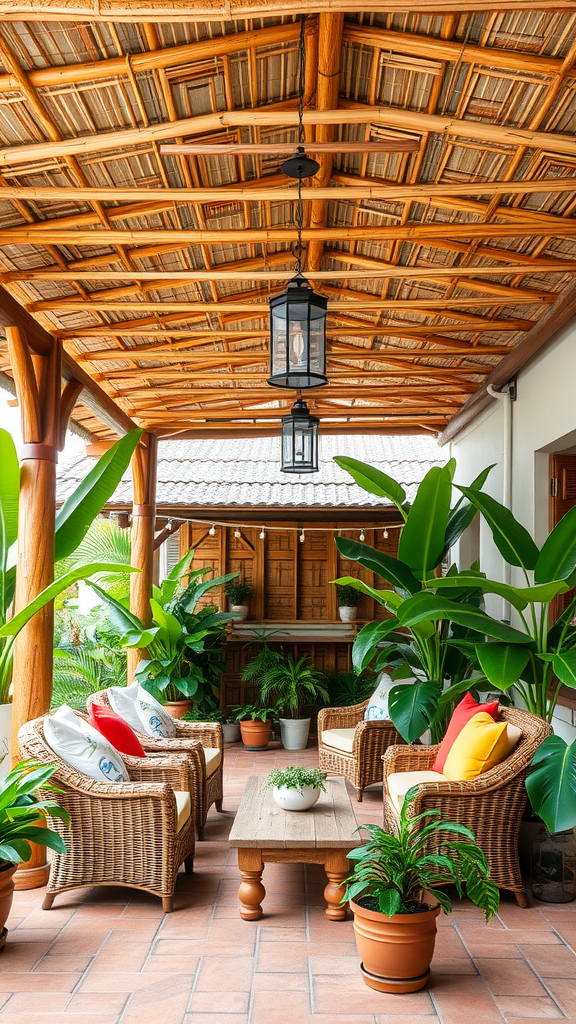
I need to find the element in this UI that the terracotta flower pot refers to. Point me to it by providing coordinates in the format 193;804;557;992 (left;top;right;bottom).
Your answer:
0;864;17;951
351;898;440;993
163;699;193;719
240;718;271;750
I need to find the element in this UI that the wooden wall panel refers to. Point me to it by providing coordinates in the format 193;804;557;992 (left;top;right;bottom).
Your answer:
298;529;328;620
264;527;297;620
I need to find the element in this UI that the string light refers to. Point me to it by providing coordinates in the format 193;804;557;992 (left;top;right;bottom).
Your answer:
167;521;173;531
153;514;403;536
259;527;265;540
209;524;216;536
383;528;389;539
300;529;305;544
234;528;241;539
359;528;365;542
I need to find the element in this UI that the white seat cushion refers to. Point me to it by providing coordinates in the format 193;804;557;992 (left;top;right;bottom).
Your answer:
321;728;356;754
387;770;448;813
174;790;191;832
203;747;221;777
45;705;129;784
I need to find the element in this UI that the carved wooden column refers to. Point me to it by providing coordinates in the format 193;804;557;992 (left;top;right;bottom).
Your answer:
6;326;82;890
128;433;158;681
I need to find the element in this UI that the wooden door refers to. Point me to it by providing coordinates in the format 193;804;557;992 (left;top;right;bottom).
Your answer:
549;453;576;623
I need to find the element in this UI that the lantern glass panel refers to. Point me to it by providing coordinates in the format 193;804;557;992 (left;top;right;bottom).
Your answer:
269;279;327;389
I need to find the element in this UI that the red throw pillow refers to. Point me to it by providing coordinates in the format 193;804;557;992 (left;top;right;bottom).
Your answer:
88;704;146;758
432;692;499;773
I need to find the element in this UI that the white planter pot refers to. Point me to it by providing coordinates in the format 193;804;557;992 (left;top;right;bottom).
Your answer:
339;606;358;623
273;784;321;812
230;604;249;622
222;722;241;744
279;717;311;751
0;704;11;780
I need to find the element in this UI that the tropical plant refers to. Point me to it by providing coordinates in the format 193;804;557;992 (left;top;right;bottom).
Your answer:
259;654;329;719
0;760;70;867
343;788;499;920
67;518;132;601
225;577;254;605
325;670;375;708
264;766;327;792
91;549;238;704
332;456;502;742
402;487;576;833
0;429;142;703
336;583;362;608
241;631;284;687
232;703;277;722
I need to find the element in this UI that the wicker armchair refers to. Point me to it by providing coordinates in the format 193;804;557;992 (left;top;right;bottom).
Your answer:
318;699;404;801
382;705;552;907
86;690;224;839
19;716;196;912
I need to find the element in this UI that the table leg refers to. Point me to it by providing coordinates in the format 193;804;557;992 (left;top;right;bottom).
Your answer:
237;849;265;921
324;852;350;921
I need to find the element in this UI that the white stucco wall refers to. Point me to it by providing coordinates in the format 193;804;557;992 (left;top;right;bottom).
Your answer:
448;316;576;742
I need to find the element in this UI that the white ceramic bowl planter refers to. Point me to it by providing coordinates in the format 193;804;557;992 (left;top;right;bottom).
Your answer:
272;785;321;811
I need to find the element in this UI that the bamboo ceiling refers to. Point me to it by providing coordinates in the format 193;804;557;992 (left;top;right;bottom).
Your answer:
1;8;576;440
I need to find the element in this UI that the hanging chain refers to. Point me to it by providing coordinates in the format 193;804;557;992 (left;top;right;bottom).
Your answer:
295;14;306;275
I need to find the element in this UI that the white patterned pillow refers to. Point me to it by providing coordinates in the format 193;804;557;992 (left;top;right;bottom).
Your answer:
365;674;415;721
45;704;129;783
108;684;176;739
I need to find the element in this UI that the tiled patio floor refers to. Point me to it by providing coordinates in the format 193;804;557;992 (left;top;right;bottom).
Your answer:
3;741;576;1024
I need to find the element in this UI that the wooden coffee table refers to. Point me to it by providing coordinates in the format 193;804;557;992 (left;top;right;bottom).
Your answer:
228;776;360;921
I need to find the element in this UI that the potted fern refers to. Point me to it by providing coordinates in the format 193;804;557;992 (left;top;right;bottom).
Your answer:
336;583;362;623
225;577;254;622
343;788;499;993
259;654;329;750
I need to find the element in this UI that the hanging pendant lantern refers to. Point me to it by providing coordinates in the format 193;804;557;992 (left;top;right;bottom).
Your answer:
281;396;319;474
269;275;327;389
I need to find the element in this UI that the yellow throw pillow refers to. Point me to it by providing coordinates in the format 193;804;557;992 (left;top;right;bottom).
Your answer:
442;711;510;782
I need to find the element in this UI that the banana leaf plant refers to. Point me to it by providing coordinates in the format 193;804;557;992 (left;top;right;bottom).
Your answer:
0;428;143;703
408;486;576;833
331;456;512;743
90;549;239;704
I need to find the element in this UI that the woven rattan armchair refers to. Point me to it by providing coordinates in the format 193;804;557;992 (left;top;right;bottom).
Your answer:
19;716;196;913
318;699;404;801
382;705;552;907
86;690;224;839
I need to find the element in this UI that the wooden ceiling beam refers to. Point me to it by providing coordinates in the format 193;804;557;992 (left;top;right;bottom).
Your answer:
4;176;576;204
77;343;510;363
2;105;576;168
7;219;576;245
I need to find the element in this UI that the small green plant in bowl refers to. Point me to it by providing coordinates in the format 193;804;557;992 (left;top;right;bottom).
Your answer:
336;584;362;608
342;788;499;993
265;766;327;811
225;578;254;620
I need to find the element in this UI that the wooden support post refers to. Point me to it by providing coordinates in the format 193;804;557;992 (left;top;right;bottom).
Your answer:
128;433;158;681
6;326;82;890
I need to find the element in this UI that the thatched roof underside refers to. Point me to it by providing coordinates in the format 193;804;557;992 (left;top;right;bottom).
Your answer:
1;8;576;440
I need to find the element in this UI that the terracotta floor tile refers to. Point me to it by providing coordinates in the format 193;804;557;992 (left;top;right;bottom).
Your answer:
313;974;434;1016
184;1015;248;1024
251;990;313;1024
90;938;152;973
428;974;504;1023
142;955;200;974
0;1015;119;1024
119;976;193;1024
195;955;254;991
493;996;562;1018
256;942;310;973
0;974;77;993
309;955;359;976
475;958;548;996
519;943;576;978
187;990;250;1013
544;979;576;1016
1;993;69;1012
80;971;195;993
252;972;310;991
0;943;48;973
33;954;92;974
66;991;129;1013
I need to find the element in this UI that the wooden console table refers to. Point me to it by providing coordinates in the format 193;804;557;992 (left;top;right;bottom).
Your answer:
228;776;360;921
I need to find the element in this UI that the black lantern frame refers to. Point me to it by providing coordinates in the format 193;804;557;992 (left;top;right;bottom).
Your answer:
281;396;319;474
268;274;328;390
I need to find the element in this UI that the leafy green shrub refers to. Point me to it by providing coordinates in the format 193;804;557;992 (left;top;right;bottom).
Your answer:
264;766;326;792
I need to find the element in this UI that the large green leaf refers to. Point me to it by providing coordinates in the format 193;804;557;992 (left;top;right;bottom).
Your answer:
526;735;576;833
335;536;420;596
0;563;139;637
431;574;569;611
475;643;531;691
54;429;142;563
331;575;399;610
333;456;407;514
85;580;144;635
352;618;399;673
0;428;19;556
540;649;576;689
456;487;539;571
535;505;576;583
397;591;530;644
388;680;441;743
398;465;453;577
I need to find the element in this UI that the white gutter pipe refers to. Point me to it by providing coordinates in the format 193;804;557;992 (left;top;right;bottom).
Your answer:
487;384;513;622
